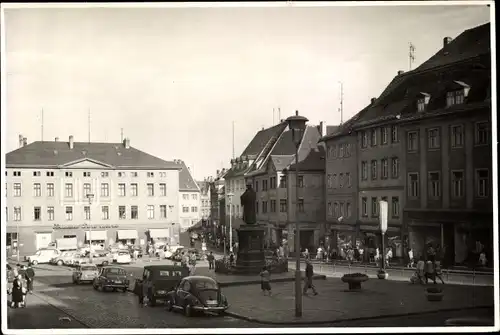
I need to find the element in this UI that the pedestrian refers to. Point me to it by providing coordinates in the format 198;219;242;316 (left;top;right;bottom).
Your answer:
479;251;487;267
259;266;272;296
133;248;139;261
207;252;215;270
425;259;435;284
407;249;415;268
229;252;235;266
189;252;197;275
386;248;393;267
24;264;35;294
359;248;364;263
11;274;26;308
303;259;318;295
416;256;426;284
434;260;445;284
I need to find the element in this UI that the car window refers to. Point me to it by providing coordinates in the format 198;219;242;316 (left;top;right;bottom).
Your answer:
106;268;126;275
82;266;97;271
118;252;129;255
192;280;218;290
159;270;183;277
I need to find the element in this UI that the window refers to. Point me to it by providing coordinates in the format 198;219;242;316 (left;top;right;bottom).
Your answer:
102;206;109;220
451;125;464;148
361;161;368;180
333;202;339;218
119;206;126;219
160;205;167;218
298;176;304;188
262;201;268;213
391;197;399;218
270;200;276;212
256;201;259;213
192;194;197;200
408;173;419;198
13;171;21;177
147;184;154;196
118;172;125;177
327;174;332;188
33;183;42;197
84;206;91;220
47;183;54;197
34;207;41;221
270;177;277;189
83;183;92;197
101;172;109;177
83;172;91;177
381;159;388;179
159;183;166;196
147;172;154;178
255;180;259;192
328;202;333;216
339;144;344;157
346;173;351;187
371;197;378;217
118;184;126;197
340;202;345;217
65;183;73;198
407;131;418;151
339;173;344;188
361;131;368;148
65;171;73;177
191;206;198;212
298;199;304;212
381;127;388;144
65;207;73;221
262;180;268;191
13;183;21;197
371;160;378;180
327;145;333;158
345;143;351;157
428;172;441;198
427;128;440;149
101;183;109;197
332;174;337;188
475;122;490;145
346;202;351;218
46;171;54;177
371;129;377;146
279;199;287;213
182;194;189;201
147;205;155;219
417;98;426;112
361;198;367;217
158;172;165;178
333;145;338;158
446;90;464;107
33;171;41;177
451;171;464;198
182;206;189;213
391;126;399;143
14;207;22;221
476;169;489;198
391;157;399;178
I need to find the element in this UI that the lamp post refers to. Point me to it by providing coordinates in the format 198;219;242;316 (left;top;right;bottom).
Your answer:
87;193;95;263
227;192;234;253
379;199;388;275
286;110;308;318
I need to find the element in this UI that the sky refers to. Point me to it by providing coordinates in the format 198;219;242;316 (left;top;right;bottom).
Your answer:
2;3;491;180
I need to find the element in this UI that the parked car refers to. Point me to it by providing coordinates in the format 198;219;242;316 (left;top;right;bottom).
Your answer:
92;266;131;292
26;249;62;265
115;251;132;264
171;248;186;262
164;245;184;259
74;250;113;266
72;264;99;284
134;265;189;307
50;251;78;266
165;276;229;316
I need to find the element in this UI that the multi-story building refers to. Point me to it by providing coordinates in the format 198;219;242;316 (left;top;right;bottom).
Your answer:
177;160;201;232
209;169;227;240
197;179;211;224
6;136;181;255
246;121;327;251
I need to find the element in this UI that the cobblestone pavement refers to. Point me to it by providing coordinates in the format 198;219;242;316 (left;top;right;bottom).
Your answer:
222;277;494;324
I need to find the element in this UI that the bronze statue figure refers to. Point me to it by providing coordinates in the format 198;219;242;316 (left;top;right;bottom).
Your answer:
240;183;257;224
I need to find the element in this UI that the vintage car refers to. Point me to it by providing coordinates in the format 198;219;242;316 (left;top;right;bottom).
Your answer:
134;265;189;307
165;276;229;317
74;250;113;266
92;266;131;292
72;264;99;284
164;245;184;259
26;248;61;265
50;251;78;266
115;251;132;264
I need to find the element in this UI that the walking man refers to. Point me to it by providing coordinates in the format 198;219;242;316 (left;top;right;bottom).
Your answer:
303;259;318;296
207;251;215;270
24;264;35;294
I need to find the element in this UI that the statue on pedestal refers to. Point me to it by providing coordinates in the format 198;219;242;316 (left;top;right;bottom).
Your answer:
240;184;257;225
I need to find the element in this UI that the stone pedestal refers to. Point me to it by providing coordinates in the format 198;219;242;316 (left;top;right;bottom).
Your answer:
233;224;266;275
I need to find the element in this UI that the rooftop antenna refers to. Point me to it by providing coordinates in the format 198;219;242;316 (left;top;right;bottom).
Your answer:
338;82;344;125
120;128;124;142
232;121;235;159
41;108;44;141
88;108;91;143
409;42;416;70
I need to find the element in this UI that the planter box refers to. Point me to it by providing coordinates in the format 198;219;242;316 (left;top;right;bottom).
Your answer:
341;275;368;291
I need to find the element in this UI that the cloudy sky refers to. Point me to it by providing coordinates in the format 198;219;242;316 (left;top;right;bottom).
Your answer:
3;3;491;179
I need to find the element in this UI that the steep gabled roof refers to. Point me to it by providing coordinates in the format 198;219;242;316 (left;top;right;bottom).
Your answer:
240;122;287;157
178;161;200;192
6;141;179;169
287;146;325;172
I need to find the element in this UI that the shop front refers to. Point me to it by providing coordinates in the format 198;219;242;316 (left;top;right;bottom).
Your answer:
85;230;107;250
329;224;356;260
359;225;402;262
286;223;320;254
116;229;139;247
148;228;171;248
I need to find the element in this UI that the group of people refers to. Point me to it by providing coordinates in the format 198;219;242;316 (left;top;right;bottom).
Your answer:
259;258;318;297
178;250;199;275
411;257;445;285
8;263;35;308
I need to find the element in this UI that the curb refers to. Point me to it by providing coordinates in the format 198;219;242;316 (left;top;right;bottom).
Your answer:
224;305;494;325
218;275;327;288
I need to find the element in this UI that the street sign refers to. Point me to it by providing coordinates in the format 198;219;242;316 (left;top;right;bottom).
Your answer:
379;200;388;234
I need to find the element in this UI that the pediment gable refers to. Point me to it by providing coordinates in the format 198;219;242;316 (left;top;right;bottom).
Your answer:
61;158;114;169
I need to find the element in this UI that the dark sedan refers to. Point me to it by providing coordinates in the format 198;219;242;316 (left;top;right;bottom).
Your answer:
165;276;229;317
92;266;131;292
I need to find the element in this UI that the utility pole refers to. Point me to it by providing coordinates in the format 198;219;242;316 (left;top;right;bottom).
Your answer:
409;42;416;70
338;82;344;125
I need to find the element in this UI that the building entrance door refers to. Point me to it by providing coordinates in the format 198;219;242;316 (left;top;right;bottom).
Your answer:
36;233;52;250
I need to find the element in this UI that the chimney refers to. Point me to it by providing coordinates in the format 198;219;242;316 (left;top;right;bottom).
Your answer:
318;121;327;137
123;138;130;149
371;97;376;104
69;135;74;149
295;110;299;116
443;37;452;47
22;137;27;146
18;134;23;148
55;137;59;142
397;70;405;75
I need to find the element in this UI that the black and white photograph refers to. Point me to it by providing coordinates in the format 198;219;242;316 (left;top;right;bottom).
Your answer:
0;1;497;333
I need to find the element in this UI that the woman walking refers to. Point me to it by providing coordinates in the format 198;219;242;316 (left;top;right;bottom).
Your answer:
11;274;26;308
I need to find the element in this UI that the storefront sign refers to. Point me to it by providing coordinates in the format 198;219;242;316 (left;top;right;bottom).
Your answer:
53;223;119;230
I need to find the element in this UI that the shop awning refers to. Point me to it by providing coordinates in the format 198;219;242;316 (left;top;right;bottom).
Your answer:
85;230;107;241
117;230;138;240
149;229;170;239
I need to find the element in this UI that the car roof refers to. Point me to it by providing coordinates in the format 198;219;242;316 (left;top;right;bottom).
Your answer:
144;265;186;271
102;266;126;270
185;275;217;283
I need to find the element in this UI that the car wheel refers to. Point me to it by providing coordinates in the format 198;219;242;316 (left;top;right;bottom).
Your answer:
165;298;173;312
31;260;38;266
57;260;63;266
184;304;192;317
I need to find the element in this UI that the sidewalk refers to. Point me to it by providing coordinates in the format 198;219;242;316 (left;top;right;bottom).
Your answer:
222;277;494;324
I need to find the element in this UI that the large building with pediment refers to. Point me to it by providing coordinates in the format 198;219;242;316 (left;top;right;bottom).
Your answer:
5;135;182;255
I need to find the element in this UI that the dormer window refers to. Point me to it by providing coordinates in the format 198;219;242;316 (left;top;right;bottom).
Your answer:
417;92;431;112
417;98;426;112
446;81;470;107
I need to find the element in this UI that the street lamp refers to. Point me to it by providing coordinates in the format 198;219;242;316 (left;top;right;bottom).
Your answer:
227;192;234;253
379;199;388;274
286;110;308;318
87;193;95;263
